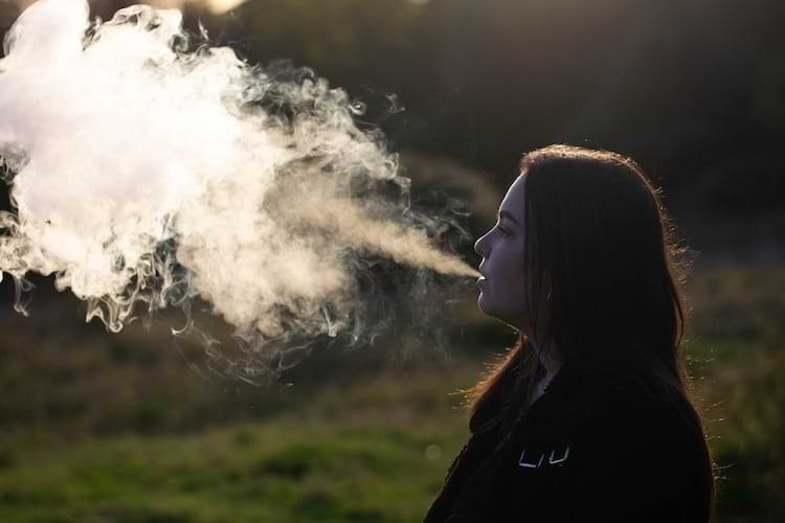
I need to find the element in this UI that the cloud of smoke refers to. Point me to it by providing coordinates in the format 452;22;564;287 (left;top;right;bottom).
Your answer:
1;0;246;16
0;0;478;380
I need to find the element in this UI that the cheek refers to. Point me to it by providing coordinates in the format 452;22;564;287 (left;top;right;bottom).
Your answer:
494;243;524;285
486;243;526;309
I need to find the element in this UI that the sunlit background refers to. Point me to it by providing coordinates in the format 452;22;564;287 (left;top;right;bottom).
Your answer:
0;0;783;522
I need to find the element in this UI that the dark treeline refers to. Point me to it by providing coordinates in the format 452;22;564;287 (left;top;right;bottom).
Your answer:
234;1;785;212
1;0;784;260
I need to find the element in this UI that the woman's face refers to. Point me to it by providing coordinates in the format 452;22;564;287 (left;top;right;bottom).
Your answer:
474;174;527;328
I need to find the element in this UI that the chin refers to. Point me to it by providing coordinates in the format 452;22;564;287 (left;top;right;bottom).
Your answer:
478;294;519;327
477;293;495;317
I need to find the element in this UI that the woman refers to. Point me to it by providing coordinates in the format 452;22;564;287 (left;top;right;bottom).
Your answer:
424;145;716;523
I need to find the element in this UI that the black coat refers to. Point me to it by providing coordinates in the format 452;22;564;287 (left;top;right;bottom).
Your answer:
423;361;713;523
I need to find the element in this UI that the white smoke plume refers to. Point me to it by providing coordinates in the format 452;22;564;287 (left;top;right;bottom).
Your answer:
2;0;246;16
0;0;477;381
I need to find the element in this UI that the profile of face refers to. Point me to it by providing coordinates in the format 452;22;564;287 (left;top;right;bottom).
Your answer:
474;174;528;329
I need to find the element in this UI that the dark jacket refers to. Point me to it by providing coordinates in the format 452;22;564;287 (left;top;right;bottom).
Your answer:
424;361;713;523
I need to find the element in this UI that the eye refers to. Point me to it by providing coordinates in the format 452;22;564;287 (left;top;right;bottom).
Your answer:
496;222;510;237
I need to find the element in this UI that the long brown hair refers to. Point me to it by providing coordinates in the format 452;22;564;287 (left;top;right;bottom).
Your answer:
467;144;715;513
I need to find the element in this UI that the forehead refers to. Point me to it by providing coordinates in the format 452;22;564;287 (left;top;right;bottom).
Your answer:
499;174;526;216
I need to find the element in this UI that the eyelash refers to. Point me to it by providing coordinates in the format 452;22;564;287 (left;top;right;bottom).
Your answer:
496;223;510;236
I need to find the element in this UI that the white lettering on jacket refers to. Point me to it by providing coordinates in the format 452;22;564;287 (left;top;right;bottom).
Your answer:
518;445;570;468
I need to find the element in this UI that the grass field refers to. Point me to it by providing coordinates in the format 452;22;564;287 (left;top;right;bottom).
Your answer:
0;361;478;523
0;266;783;522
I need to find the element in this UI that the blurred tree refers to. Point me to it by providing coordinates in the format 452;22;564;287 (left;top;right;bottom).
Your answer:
1;0;783;257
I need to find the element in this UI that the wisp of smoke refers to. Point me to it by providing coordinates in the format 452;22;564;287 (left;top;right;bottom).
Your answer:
0;0;478;382
2;0;246;16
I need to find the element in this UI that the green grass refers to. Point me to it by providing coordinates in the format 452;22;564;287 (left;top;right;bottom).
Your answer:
702;348;785;521
0;363;478;523
0;266;783;522
1;343;782;523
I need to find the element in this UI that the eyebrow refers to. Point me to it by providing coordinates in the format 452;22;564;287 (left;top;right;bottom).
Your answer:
498;210;520;226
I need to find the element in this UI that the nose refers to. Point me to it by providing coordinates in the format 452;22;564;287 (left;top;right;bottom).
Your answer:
474;232;489;258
